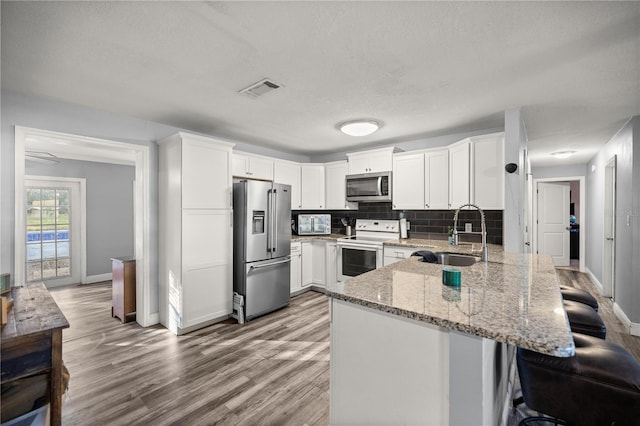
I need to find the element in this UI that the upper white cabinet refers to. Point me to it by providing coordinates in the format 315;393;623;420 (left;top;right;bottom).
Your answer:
180;135;234;209
347;147;396;174
392;149;450;210
158;132;234;335
274;160;302;209
449;140;471;210
301;164;325;209
232;152;274;181
325;161;357;210
424;149;450;210
472;133;504;209
392;153;425;210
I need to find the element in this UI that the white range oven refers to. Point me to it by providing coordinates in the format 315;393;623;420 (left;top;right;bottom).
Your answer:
337;219;399;282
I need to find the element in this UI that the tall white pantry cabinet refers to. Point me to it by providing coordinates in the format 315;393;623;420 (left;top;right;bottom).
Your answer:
159;132;235;335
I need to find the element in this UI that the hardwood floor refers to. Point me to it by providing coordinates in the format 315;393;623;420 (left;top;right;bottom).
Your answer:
50;283;329;425
555;268;640;362
50;269;640;425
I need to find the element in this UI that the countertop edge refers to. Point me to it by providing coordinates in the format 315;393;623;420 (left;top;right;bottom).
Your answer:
325;289;576;358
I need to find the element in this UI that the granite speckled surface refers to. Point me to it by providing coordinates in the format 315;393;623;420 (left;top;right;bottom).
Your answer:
291;234;343;242
326;242;573;357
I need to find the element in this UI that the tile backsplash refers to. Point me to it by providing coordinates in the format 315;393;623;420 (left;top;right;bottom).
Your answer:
294;203;503;245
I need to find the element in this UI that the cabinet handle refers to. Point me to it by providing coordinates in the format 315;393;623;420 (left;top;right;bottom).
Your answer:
425;204;429;208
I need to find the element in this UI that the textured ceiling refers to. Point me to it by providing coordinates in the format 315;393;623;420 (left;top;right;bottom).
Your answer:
2;1;639;166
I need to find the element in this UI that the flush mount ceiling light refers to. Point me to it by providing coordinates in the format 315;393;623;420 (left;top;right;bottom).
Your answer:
550;151;576;159
339;120;381;137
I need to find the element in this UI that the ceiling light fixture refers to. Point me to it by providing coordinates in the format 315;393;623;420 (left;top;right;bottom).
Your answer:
339;120;381;137
550;151;576;159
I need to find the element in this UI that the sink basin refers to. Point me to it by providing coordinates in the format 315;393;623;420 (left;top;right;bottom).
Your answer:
434;252;478;267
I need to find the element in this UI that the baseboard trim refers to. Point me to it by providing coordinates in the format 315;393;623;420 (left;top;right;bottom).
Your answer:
613;302;631;332
584;268;603;294
84;273;112;284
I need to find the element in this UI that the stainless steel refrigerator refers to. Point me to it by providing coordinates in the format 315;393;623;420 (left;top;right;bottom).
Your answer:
233;180;291;322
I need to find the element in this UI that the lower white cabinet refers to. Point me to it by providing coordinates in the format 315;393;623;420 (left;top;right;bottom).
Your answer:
301;241;313;288
297;239;339;289
311;240;326;286
383;246;419;266
325;241;338;286
290;242;302;294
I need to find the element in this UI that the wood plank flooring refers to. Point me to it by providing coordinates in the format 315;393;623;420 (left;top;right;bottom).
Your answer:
50;269;640;425
50;283;329;425
555;268;640;361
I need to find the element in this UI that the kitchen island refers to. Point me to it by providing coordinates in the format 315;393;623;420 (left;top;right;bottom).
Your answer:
326;242;573;425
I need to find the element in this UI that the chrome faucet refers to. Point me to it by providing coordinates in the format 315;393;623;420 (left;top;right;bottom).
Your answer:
452;203;489;262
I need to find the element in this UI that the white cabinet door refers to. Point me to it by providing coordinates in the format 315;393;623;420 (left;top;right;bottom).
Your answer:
392;153;424;210
425;149;450;210
181;210;233;327
347;155;371;174
347;148;394;174
232;153;273;180
301;241;313;287
249;156;274;181
325;161;357;210
290;242;302;294
274;161;302;210
232;153;250;178
311;240;326;286
383;246;417;266
182;138;232;209
449;140;471;210
367;151;394;173
301;164;325;209
472;134;504;209
325;241;338;287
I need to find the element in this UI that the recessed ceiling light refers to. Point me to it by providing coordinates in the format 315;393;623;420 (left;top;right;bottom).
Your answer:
339;120;380;137
550;151;576;159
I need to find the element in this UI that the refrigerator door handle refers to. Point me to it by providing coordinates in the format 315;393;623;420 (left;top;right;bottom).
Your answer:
266;189;273;252
249;257;291;271
272;189;278;253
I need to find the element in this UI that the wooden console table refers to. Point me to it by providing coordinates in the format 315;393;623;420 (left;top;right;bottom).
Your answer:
111;257;136;323
1;283;69;426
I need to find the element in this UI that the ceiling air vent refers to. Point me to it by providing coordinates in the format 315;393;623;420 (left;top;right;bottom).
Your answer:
239;78;282;98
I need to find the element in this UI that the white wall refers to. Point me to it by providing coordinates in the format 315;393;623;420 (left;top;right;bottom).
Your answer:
503;107;527;252
26;158;135;276
586;116;638;323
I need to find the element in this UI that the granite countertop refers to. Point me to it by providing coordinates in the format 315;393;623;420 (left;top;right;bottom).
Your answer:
326;247;575;357
291;233;344;242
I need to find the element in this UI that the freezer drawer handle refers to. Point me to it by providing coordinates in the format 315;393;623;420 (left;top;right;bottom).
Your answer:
249;257;291;271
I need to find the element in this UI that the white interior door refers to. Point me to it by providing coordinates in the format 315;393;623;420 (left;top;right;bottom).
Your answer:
603;157;616;298
537;182;570;266
25;177;82;287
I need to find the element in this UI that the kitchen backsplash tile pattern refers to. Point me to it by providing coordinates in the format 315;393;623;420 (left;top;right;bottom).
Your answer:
294;203;503;245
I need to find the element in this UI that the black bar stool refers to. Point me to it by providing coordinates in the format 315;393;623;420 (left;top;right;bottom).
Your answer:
516;333;640;425
564;300;606;339
559;285;598;311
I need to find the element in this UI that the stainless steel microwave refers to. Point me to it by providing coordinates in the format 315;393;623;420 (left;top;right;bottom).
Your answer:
346;171;392;202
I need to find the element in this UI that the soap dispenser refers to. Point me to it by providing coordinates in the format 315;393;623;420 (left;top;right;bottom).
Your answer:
399;213;408;239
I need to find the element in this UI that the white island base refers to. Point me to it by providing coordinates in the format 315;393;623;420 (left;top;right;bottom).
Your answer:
330;298;515;425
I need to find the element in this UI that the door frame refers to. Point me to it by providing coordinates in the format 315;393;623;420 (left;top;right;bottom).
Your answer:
14;126;155;327
532;176;586;272
602;156;616;298
24;176;86;287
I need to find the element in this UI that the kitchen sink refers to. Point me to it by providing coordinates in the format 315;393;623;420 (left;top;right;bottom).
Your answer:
434;252;478;267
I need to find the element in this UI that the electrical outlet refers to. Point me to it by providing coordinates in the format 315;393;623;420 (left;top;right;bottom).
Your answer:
465;223;472;232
